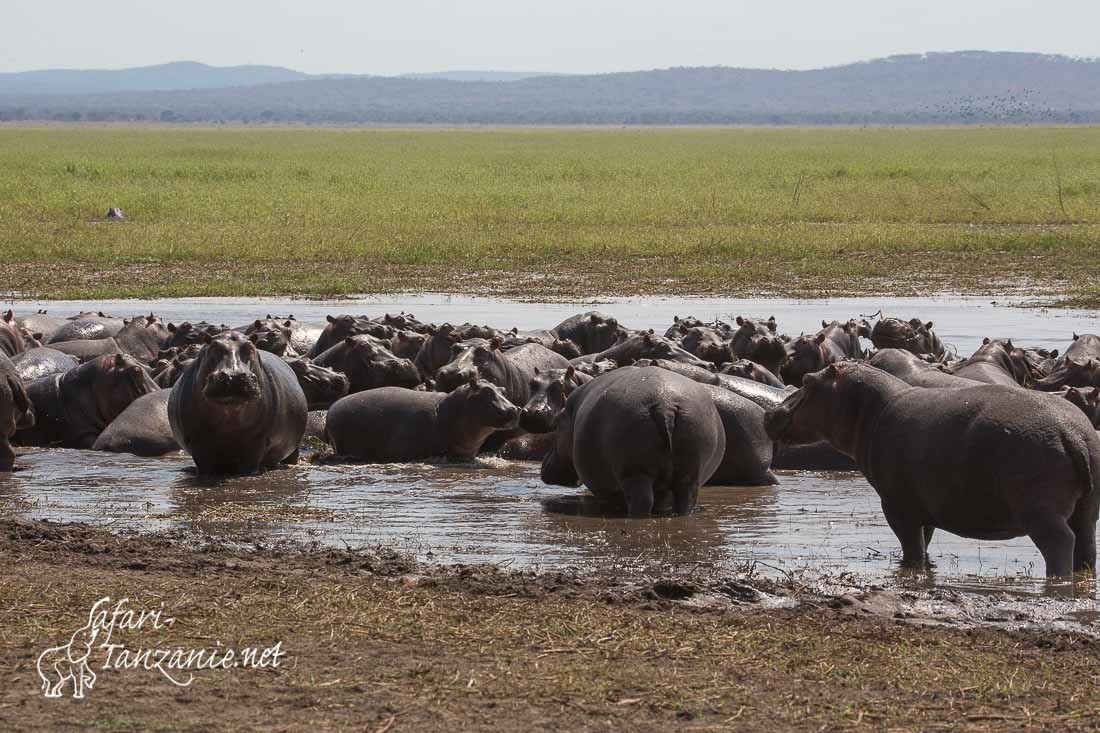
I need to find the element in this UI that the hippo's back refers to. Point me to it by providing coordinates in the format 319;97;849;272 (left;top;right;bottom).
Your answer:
326;387;445;460
10;347;77;383
93;389;178;457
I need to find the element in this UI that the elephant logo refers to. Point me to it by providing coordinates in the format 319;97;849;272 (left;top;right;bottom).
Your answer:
36;600;104;699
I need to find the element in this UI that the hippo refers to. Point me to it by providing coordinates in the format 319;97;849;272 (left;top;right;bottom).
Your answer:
0;353;34;470
46;314;124;344
868;349;979;389
435;339;570;406
312;335;421;393
15;311;66;343
92;389;179;457
285;357;350;409
730;317;786;378
373;312;430;334
699;384;776;486
243;317;303;357
308;315;394;357
251;327;291;357
571;359;618;378
664;315;710;340
497;432;556;461
1066;334;1100;362
153;346;202;388
113;315;170;362
1034;356;1100;392
518;366;591;434
17;353;158;449
326;377;520;462
781;320;870;387
719;359;786;388
680;327;735;366
414;324;465;378
164;321;223;349
48;338;124;362
304;410;328;441
549;312;630;355
10;347;77;384
765;362;1100;577
948;339;1032;387
592;332;712;369
389;330;429;361
1;311;26;357
106;207;125;220
168;332;307;475
1062;387;1100;429
540;367;726;516
870;317;946;359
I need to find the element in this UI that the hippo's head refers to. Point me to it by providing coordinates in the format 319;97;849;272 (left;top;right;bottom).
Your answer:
1063;387;1100;428
376;312;426;333
196;332;265;404
1036;356;1100;392
870;318;944;359
720;358;785;387
585;314;629;353
165;321;219;349
780;334;828;387
333;335;421;392
520;366;586;434
92;353;159;423
732;317;786;375
458;377;521;430
311;315;394;357
572;359;618;378
682;327;734;365
390;330;429;361
251;328;290;357
434;338;499;393
287;357;350;409
766;362;860;448
549;338;583;360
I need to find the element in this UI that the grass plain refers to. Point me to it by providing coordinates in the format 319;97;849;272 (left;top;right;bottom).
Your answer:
1;125;1099;301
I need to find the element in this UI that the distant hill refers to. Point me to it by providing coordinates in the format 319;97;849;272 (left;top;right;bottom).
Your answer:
2;52;1098;124
0;61;312;95
400;71;566;82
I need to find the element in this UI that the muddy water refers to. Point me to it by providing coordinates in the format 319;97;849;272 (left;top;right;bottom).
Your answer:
2;295;1099;600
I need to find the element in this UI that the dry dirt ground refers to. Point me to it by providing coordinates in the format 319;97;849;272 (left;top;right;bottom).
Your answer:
2;518;1099;732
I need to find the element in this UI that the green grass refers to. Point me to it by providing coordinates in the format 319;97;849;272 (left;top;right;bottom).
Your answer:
2;125;1099;300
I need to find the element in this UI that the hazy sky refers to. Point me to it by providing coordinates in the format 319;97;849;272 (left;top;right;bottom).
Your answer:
2;0;1096;75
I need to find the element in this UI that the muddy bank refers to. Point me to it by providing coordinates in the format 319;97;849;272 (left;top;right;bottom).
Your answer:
3;518;1099;732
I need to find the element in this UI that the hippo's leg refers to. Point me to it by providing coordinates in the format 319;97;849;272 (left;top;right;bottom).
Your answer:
1069;500;1098;573
283;448;300;465
1026;515;1075;577
923;526;935;553
671;478;699;516
881;503;928;567
0;438;13;471
621;475;655;517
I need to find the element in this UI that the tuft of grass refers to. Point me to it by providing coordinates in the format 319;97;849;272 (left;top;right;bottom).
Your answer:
1;126;1099;301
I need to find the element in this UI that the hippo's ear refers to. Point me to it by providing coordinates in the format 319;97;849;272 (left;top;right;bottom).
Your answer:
982;337;990;345
254;320;263;329
1074;333;1080;341
673;315;680;323
533;367;540;375
1067;387;1082;399
33;332;43;342
590;314;600;323
2;310;12;322
284;320;292;327
1051;349;1059;358
815;333;826;344
249;333;260;344
736;316;745;326
397;331;408;341
490;337;502;351
565;366;576;382
925;321;934;330
643;333;653;345
607;318;618;328
288;314;295;320
167;323;176;333
113;353;126;368
327;315;336;324
822;320;828;328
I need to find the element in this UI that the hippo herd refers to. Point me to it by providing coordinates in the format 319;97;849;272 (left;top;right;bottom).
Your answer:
2;308;1099;578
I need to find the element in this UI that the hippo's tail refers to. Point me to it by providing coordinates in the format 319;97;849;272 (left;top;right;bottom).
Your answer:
650;404;677;454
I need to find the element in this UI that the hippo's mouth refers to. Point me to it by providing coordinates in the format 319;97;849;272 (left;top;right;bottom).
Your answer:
203;376;261;403
763;391;803;441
